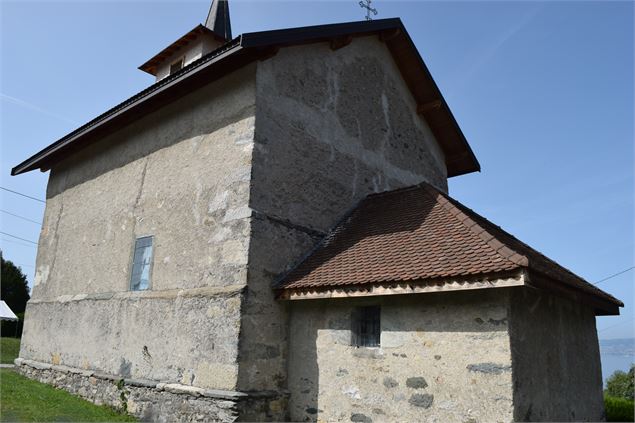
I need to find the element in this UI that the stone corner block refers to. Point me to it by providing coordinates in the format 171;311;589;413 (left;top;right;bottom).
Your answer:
93;371;119;381
24;359;52;370
123;378;158;388
163;383;205;397
201;388;247;400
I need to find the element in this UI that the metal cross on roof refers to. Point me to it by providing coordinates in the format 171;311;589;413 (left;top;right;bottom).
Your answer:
358;0;378;21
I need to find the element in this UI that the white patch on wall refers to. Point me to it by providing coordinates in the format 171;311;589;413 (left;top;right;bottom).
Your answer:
342;385;362;399
34;265;50;287
208;191;229;214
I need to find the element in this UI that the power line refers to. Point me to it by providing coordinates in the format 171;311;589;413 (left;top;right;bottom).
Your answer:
0;186;45;203
599;317;635;333
0;237;37;248
593;267;634;286
0;209;41;225
0;231;38;245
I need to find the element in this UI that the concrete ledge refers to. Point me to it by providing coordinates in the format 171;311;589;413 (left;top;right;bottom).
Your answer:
15;359;288;422
203;389;248;400
15;358;274;400
28;284;246;305
162;383;205;397
123;377;158;388
21;359;52;370
93;372;120;381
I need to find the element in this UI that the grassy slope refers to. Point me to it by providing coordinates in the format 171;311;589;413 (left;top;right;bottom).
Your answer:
0;369;136;422
0;338;20;364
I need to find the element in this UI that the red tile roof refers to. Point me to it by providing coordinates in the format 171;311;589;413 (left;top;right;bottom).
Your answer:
276;183;622;309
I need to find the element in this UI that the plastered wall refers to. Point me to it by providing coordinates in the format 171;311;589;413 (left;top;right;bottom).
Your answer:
287;290;515;423
239;36;450;393
509;287;605;421
21;65;257;391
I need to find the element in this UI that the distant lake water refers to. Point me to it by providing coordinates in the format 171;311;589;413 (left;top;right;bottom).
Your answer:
599;338;634;386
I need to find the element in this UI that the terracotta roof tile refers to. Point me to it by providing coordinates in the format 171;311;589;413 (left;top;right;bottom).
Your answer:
276;183;622;308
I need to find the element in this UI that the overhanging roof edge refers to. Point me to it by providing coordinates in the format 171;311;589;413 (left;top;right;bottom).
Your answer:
11;18;480;176
11;38;245;176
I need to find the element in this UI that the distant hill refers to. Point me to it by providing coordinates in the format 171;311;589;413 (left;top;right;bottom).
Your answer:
599;338;634;384
600;338;635;356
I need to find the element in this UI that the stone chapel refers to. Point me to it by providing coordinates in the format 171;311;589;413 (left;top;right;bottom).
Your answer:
12;1;622;421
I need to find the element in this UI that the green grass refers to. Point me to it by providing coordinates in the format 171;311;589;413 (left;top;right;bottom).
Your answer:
0;369;136;422
1;337;20;364
605;395;635;422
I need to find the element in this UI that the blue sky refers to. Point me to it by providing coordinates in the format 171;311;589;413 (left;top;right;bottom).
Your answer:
1;1;633;339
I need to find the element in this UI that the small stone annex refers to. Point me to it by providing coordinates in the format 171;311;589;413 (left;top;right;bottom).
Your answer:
11;1;623;422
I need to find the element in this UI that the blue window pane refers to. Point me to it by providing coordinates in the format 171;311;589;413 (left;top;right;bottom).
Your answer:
130;236;153;291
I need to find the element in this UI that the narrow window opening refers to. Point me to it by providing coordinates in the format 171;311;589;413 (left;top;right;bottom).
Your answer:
130;236;153;291
352;305;381;347
169;58;184;75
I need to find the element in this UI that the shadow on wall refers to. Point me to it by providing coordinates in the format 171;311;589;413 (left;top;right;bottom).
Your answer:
288;289;512;422
276;186;434;285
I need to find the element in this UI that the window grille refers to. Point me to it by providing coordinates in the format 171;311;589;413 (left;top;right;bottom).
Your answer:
353;305;381;347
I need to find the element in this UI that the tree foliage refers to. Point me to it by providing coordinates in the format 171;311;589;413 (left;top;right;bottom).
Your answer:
604;394;635;422
1;252;30;314
606;365;635;400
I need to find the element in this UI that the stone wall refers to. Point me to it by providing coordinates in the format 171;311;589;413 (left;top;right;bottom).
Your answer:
252;36;447;236
15;358;287;422
287;289;515;423
21;288;242;389
20;34;456;420
509;287;605;421
239;35;450;395
21;64;257;392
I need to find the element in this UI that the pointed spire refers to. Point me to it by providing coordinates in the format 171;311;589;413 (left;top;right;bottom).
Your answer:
205;0;232;41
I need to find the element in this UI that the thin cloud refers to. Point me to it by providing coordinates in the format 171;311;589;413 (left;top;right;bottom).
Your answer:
447;6;543;99
1;93;77;124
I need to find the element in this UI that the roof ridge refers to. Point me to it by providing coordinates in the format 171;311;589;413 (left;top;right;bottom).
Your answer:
419;182;529;268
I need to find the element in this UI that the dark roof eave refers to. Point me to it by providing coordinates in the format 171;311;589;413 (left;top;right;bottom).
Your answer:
271;266;525;298
276;268;622;316
12;18;480;177
11;39;245;176
526;270;623;316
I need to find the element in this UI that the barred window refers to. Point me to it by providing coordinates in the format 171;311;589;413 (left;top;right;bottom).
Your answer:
130;236;153;291
353;306;381;347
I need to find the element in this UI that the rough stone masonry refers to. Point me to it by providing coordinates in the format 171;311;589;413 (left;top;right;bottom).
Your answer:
19;36;450;421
